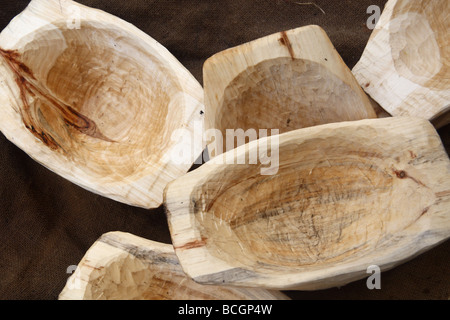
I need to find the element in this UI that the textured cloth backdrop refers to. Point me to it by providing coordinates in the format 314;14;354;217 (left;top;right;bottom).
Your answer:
0;0;449;300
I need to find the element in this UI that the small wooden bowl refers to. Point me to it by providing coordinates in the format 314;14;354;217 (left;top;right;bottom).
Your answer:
165;117;450;290
0;0;204;209
353;0;449;128
203;25;376;157
58;232;289;300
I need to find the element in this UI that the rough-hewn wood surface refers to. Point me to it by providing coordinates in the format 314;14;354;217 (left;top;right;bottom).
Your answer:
353;0;449;128
204;25;376;157
0;0;204;209
165;117;450;290
59;232;289;300
1;0;449;301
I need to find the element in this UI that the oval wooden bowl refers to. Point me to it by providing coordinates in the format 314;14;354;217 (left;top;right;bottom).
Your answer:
0;0;204;209
58;232;289;300
203;25;376;157
353;0;449;128
165;117;450;290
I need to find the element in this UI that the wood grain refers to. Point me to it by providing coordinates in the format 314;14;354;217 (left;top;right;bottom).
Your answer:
203;25;376;157
0;0;204;209
353;0;449;127
58;232;289;300
165;117;450;290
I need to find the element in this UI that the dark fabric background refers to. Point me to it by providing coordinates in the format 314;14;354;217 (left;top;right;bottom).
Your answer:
0;0;448;300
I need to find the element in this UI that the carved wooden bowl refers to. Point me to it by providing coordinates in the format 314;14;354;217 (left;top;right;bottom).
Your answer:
0;0;204;209
59;232;289;300
353;0;449;128
203;25;376;157
165;117;450;290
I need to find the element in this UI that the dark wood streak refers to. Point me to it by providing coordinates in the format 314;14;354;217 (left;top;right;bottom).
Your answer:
0;48;114;150
80;263;103;271
194;267;257;284
401;204;432;232
99;234;179;266
174;237;208;250
279;31;295;60
392;169;427;188
419;206;430;219
435;190;450;198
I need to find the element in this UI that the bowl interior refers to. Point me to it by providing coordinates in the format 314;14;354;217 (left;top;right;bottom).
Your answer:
86;253;195;300
390;0;448;90
190;135;434;273
215;57;370;137
2;22;184;181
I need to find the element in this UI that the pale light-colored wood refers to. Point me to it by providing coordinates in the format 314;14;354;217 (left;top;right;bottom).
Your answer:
0;0;204;209
203;25;376;157
165;117;450;290
58;232;289;300
353;0;449;128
